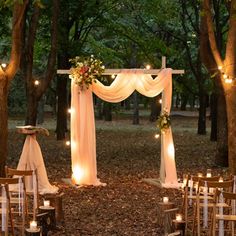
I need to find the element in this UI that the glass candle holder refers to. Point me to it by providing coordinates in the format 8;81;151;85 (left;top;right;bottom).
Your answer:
163;197;169;203
30;220;37;231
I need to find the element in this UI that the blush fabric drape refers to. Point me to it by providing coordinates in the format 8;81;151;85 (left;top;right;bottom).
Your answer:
17;135;59;194
70;68;178;187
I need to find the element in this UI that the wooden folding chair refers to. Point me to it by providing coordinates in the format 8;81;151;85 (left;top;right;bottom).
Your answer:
212;189;236;236
0;177;27;236
5;166;39;220
183;174;220;232
193;179;234;236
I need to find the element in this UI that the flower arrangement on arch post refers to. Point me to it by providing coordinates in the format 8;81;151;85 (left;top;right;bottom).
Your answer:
157;110;171;133
69;55;105;90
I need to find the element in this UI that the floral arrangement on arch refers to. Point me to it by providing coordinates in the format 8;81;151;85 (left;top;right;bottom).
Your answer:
157;110;171;132
69;55;105;90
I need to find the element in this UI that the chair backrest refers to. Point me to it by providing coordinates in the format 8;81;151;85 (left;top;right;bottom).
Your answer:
0;177;22;185
5;166;34;178
198;179;234;192
215;189;236;201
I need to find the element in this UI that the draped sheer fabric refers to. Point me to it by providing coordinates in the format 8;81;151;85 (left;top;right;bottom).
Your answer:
17;135;59;194
71;68;178;187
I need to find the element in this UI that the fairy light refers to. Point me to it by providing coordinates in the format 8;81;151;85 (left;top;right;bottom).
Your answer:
154;134;160;139
159;99;162;104
225;78;233;84
34;80;40;86
218;65;223;71
146;64;151;70
65;140;70;146
1;63;7;68
68;108;71;114
111;74;116;79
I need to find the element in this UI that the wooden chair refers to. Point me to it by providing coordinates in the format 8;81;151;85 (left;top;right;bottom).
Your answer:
183;175;220;232
193;179;234;235
5;166;39;220
0;177;27;236
212;189;236;236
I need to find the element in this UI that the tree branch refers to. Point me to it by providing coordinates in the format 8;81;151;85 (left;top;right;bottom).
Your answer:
203;0;223;66
6;0;29;79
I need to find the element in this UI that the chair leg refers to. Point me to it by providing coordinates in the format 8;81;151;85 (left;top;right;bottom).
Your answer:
192;203;197;235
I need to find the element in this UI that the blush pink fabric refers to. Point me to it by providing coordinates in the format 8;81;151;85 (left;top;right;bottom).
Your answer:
17;135;58;194
71;68;178;187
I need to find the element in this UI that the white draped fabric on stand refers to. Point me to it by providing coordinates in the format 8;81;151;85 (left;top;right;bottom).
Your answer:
70;68;179;187
17;135;58;194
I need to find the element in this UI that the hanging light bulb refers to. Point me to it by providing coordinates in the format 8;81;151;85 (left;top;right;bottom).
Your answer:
146;64;151;70
34;80;40;86
1;63;7;68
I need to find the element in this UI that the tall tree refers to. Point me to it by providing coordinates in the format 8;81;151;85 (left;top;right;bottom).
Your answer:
200;0;228;166
203;0;236;173
0;1;28;175
21;0;59;125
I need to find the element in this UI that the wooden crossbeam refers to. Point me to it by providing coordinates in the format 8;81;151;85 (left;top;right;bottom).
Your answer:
57;68;184;75
57;57;184;75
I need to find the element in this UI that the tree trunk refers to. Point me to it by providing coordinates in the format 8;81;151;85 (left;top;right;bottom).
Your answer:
37;95;45;124
56;76;68;140
215;88;228;166
96;99;103;120
210;92;217;141
0;78;9;176
149;95;161;122
103;102;112;121
225;87;236;173
56;0;69;140
180;94;188;111
25;92;39;125
198;87;207;135
132;91;139;125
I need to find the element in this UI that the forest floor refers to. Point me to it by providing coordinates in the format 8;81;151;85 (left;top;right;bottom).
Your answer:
8;112;227;236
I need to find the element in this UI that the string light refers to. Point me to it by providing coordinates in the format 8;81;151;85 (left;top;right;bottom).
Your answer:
218;66;235;84
68;108;71;114
111;74;116;79
146;64;151;70
34;80;40;86
1;63;7;68
65;140;70;146
159;99;162;104
225;78;233;84
154;134;160;139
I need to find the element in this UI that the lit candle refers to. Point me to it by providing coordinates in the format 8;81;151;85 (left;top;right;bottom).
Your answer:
30;220;37;231
163;197;169;203
176;214;182;222
206;169;212;177
44;200;50;207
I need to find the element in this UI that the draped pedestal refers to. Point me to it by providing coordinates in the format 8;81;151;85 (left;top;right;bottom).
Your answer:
17;135;58;194
70;68;178;187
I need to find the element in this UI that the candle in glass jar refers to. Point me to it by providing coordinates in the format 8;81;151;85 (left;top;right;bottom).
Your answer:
163;197;169;203
176;214;182;222
30;220;37;231
206;169;212;177
219;177;223;182
44;200;50;207
198;173;203;177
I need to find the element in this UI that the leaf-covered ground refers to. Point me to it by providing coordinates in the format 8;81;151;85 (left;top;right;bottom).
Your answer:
8;115;226;235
